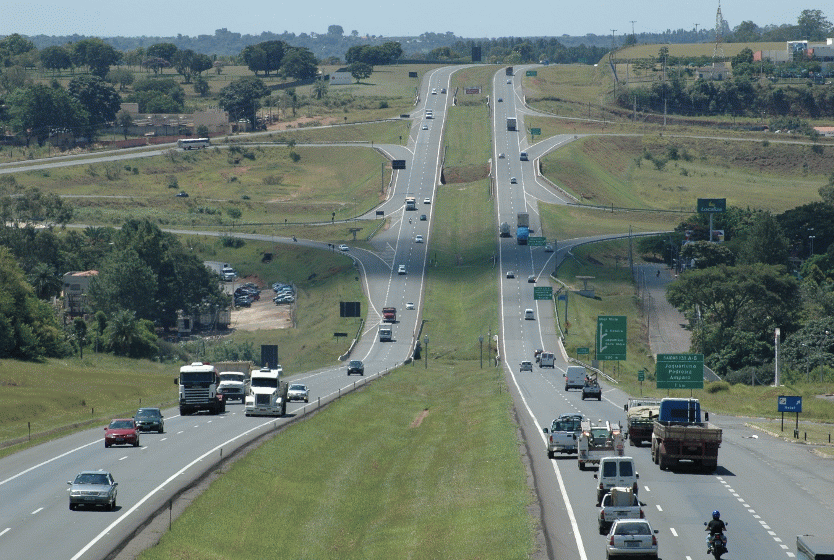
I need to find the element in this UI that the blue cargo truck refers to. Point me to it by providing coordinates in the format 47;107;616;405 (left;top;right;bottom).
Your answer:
516;226;529;245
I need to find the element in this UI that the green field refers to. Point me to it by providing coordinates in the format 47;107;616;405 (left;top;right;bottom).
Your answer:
538;135;833;213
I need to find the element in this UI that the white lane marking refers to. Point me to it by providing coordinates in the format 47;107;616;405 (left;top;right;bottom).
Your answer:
31;508;43;515
71;416;284;560
670;527;678;537
119;456;128;461
1;438;101;487
0;528;9;536
177;431;184;435
160;438;167;442
655;504;663;512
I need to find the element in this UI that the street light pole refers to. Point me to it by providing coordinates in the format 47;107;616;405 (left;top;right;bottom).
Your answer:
479;335;484;369
809;235;816;257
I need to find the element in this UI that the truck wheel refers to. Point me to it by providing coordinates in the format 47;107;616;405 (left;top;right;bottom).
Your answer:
599;524;607;535
659;455;668;470
578;461;585;471
597;396;602;401
547;450;554;459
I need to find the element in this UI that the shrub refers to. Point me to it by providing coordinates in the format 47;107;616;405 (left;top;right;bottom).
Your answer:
704;380;730;393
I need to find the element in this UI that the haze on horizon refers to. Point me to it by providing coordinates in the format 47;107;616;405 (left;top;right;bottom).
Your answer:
0;0;818;40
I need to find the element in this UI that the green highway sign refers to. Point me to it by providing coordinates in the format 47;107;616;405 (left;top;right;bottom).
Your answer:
596;316;627;361
528;236;546;246
533;286;553;300
526;70;537;76
638;369;645;381
530;127;541;135
697;198;726;213
656;353;704;389
577;347;590;355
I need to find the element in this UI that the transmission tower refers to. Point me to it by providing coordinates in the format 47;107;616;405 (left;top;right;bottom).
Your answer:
713;0;725;60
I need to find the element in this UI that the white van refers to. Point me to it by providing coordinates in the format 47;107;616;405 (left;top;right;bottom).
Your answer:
594;456;639;505
539;352;555;368
564;365;586;391
524;308;535;320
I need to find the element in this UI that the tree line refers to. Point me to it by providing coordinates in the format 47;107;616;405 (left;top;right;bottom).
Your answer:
641;181;834;384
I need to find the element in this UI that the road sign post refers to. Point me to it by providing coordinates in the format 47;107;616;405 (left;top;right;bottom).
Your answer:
596;316;627;361
656;353;704;389
778;395;802;434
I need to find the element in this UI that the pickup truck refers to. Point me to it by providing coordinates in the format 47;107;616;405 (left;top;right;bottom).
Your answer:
624;397;661;446
542;413;583;458
598;487;644;534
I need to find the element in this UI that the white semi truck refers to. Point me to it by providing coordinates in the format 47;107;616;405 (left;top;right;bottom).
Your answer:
177;362;225;416
245;366;289;417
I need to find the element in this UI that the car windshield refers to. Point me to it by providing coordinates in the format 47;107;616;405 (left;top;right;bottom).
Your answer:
553;418;581;432
109;420;133;429
220;374;245;382
615;522;650;536
350;361;362;367
289;384;305;391
75;473;110;485
251;377;278;388
136;410;160;418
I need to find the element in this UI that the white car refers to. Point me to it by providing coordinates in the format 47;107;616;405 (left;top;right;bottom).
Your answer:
415;235;424;243
287;383;309;403
398;264;406;275
506;270;515;278
506;79;512;84
431;88;437;94
422;124;428;130
524;308;535;320
338;244;349;251
605;519;658;559
424;198;431;204
405;302;415;310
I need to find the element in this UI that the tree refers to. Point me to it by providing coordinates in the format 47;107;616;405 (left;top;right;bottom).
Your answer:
68;75;121;129
678;240;736;269
127;78;185;113
733;21;761;43
146;43;178;64
9;84;90;146
0;246;68;360
312;78;329;99
106;68;134;91
141;57;171;75
104;308;158;358
193;75;210;97
118;111;133;139
71;38;121;78
40;45;73;74
241;40;285;76
88;248;159;322
191;53;213;76
174;49;196;83
281;47;318;79
327;25;344;36
349;62;373;83
738;211;790;266
797;9;833;41
218;77;269;128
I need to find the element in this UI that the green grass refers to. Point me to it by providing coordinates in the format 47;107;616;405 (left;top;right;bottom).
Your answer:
12;144;391;226
139;361;531;560
537;135;833;213
138;64;535;560
0;354;175;457
231;120;411;145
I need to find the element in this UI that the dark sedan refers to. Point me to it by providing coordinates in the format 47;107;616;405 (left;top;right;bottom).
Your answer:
134;407;164;433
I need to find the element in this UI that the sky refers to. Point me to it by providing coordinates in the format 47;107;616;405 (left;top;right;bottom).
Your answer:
0;0;821;39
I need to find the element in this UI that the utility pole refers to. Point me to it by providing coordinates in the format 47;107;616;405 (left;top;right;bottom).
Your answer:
630;20;636;39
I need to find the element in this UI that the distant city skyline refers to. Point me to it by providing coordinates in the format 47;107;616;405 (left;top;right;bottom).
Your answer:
0;0;824;40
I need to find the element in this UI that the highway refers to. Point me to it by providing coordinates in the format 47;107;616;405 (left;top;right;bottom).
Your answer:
492;64;834;560
0;65;463;560
2;64;834;560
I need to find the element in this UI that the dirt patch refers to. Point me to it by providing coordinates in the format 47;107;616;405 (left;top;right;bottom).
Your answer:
410;409;429;428
267;116;340;131
226;278;292;331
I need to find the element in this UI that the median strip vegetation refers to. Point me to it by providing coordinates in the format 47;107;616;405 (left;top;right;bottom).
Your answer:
138;65;537;560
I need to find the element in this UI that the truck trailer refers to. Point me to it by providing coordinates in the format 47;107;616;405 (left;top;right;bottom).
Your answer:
624;397;662;446
516;226;529;245
507;117;517;131
651;398;722;472
517;212;529;228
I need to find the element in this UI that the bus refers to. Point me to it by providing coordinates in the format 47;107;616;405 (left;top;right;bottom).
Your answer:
177;138;211;150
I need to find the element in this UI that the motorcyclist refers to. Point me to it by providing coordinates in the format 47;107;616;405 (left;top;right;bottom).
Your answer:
705;510;727;553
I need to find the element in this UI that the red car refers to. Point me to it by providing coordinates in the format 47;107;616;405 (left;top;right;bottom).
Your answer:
104;418;140;448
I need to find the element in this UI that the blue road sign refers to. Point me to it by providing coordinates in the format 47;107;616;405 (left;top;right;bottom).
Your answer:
778;395;802;413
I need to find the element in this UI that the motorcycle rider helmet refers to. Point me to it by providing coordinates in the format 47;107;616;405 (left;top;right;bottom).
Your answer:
712;510;720;520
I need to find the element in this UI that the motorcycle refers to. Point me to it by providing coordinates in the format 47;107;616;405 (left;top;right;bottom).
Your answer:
704;522;728;559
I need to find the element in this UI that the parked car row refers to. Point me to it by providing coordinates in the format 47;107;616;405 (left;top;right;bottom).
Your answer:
234;283;261;307
272;282;295;305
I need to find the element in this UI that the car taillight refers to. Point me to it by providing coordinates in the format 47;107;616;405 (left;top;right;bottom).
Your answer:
639;509;645;518
651;535;657;545
598;482;603;490
609;535;615;546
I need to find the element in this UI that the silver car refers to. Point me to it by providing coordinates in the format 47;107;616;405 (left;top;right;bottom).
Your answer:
287;383;309;403
605;519;658;559
68;470;118;511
